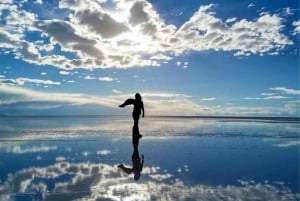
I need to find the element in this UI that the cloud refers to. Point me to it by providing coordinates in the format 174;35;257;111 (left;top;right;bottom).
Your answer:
99;76;116;82
141;92;192;99
0;77;60;86
96;149;111;155
35;0;43;4
1;144;57;154
150;54;173;61
0;0;296;70
84;75;96;80
0;84;298;116
244;97;261;100
112;89;122;94
176;4;292;56
244;96;291;100
261;93;275;96
226;17;237;23
270;87;300;95
202;97;216;101
264;96;291;100
0;162;298;201
129;1;150;25
74;8;128;38
248;3;255;8
274;140;300;147
292;20;300;35
55;156;66;161
245;87;300;101
0;84;119;107
59;70;71;75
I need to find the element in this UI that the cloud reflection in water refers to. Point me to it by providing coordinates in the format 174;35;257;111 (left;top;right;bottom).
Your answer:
0;162;298;201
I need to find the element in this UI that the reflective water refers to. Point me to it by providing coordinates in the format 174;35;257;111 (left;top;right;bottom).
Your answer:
0;116;299;200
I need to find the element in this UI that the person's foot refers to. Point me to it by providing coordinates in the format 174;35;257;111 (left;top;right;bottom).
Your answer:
119;104;125;108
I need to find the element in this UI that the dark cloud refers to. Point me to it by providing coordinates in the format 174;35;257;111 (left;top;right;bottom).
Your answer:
36;20;93;46
75;9;128;38
129;1;149;25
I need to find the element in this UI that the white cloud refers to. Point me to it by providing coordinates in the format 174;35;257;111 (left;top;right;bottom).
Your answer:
112;89;122;94
150;54;173;61
35;0;42;4
248;3;255;8
5;6;36;26
292;20;300;35
283;7;294;16
202;97;216;101
84;75;96;80
40;72;47;75
2;144;57;154
274;140;300;147
96;149;111;155
264;96;291;100
0;84;298;116
270;87;300;95
55;156;66;161
0;77;60;86
183;61;189;68
0;162;298;201
244;96;291;100
176;61;181;66
0;84;119;107
176;5;292;56
0;1;295;70
226;17;237;23
99;76;116;82
244;97;261;100
261;93;275;96
59;70;71;75
142;92;192;99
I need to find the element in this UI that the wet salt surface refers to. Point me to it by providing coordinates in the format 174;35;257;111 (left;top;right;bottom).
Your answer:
0;116;299;200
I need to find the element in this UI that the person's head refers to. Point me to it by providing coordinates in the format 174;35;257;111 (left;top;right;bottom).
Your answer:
134;173;141;181
135;93;142;101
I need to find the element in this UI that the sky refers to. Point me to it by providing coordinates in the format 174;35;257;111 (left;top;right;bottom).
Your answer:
0;0;299;116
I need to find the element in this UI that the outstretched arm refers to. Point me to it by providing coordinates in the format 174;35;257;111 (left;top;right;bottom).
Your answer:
119;98;135;108
118;164;133;174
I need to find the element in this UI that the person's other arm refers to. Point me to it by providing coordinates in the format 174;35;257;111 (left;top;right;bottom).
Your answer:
142;102;145;117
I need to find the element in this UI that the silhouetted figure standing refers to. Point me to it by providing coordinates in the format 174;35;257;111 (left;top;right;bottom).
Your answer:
118;93;145;180
119;93;145;132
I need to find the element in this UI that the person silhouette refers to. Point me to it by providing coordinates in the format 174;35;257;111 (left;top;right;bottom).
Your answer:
119;93;145;132
118;126;144;181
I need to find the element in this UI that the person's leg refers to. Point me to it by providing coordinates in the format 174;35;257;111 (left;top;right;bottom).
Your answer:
133;113;139;127
133;113;142;138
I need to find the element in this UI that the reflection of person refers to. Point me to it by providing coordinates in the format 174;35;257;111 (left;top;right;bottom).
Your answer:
119;93;145;128
118;126;144;180
118;149;144;181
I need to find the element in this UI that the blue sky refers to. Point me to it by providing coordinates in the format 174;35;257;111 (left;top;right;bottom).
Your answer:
0;0;299;116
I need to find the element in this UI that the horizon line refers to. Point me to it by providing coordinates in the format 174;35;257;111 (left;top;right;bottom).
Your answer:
0;114;299;120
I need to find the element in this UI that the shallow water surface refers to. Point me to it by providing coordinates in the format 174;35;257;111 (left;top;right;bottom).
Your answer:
0;116;299;200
